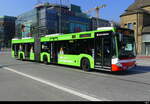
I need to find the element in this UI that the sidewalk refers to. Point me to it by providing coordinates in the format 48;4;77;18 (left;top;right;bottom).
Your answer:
0;48;11;52
136;56;150;59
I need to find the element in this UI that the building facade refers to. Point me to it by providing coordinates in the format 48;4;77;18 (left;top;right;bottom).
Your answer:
0;16;16;48
16;3;111;39
90;17;111;30
16;3;91;38
120;0;150;56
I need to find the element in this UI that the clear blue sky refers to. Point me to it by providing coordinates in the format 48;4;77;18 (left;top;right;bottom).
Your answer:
0;0;135;22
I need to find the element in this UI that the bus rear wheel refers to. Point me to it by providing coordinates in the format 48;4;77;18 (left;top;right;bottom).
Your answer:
81;58;91;71
20;55;24;61
43;56;48;64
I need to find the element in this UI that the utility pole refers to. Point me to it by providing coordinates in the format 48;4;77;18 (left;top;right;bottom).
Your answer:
34;3;41;62
59;0;62;33
34;1;49;61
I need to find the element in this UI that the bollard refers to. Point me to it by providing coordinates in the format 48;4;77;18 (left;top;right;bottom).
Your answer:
1;48;4;56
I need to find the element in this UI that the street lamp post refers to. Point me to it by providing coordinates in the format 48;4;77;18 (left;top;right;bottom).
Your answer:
34;3;49;62
59;0;62;33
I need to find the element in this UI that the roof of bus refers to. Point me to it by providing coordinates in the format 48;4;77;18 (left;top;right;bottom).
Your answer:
12;27;116;44
40;27;116;42
12;37;34;44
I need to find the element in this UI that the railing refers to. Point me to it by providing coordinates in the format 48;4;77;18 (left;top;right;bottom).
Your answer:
0;48;11;52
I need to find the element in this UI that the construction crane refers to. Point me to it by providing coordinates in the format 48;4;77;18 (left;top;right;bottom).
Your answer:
84;4;107;29
36;0;49;4
36;0;42;4
84;4;107;19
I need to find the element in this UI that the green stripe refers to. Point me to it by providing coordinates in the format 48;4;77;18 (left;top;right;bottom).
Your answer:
12;38;34;44
40;28;115;42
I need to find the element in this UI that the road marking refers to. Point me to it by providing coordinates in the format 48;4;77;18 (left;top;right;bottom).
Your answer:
3;67;108;101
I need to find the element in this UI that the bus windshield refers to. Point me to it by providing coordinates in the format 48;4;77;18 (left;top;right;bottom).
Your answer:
118;34;136;58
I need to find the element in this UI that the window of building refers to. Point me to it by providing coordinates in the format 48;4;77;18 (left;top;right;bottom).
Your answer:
70;23;88;33
127;23;133;29
133;22;136;26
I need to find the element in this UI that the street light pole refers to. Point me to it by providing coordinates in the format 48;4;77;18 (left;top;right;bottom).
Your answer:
59;0;62;33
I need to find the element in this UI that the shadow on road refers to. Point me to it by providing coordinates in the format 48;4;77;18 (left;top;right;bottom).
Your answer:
0;63;34;69
91;65;150;76
0;59;150;76
46;63;150;76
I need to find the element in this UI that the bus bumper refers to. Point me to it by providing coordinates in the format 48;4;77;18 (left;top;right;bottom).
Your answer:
111;62;136;72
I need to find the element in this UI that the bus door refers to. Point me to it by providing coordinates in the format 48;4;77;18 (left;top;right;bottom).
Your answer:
50;42;58;63
14;44;19;57
95;32;112;70
24;44;30;59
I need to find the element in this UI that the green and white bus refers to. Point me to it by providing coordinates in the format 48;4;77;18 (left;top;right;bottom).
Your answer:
11;27;136;72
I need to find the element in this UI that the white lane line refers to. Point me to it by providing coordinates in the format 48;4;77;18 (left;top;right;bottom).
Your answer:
3;67;107;101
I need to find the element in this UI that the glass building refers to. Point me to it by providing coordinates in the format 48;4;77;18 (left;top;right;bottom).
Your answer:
16;9;37;38
0;16;16;48
15;3;91;38
90;17;111;30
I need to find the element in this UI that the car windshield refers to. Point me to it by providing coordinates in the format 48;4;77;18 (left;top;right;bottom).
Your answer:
118;34;136;58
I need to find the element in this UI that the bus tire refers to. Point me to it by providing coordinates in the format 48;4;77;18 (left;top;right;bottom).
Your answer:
43;56;48;64
81;58;91;71
20;54;24;61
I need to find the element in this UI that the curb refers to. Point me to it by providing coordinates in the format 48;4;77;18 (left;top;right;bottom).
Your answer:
136;56;150;59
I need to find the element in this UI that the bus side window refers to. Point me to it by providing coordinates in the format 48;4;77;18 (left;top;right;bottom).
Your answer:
19;44;22;51
59;47;64;54
76;39;93;55
30;46;34;53
41;42;50;52
57;41;68;54
12;44;15;51
13;44;19;56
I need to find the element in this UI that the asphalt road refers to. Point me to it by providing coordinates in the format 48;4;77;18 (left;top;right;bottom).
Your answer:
0;52;150;101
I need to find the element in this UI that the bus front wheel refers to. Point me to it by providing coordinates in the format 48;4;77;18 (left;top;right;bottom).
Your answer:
81;58;91;71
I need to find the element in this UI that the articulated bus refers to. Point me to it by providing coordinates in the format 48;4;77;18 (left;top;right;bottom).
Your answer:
11;27;136;72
